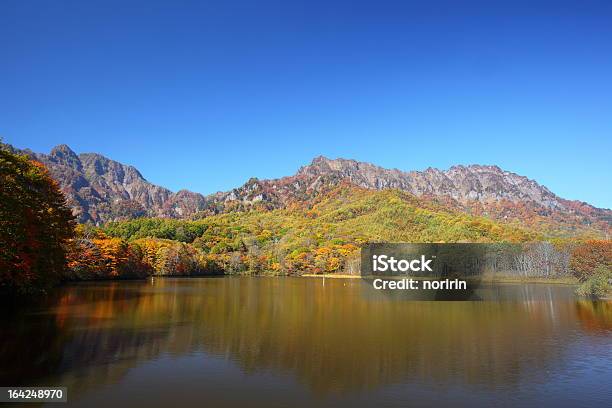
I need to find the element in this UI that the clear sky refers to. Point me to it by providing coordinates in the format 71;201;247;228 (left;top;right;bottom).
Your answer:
1;0;611;208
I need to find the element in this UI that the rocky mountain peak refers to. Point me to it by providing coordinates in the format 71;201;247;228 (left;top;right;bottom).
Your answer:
299;156;386;178
78;152;146;184
310;155;331;165
49;144;82;171
5;144;209;224
50;143;77;157
294;157;563;208
4;143;609;235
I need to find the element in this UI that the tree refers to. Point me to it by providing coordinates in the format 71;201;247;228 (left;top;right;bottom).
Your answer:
570;240;612;281
0;148;75;293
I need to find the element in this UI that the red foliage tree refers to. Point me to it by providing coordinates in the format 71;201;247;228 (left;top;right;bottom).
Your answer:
0;149;75;293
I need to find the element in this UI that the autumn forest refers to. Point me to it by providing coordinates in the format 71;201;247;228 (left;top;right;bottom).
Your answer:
1;146;610;297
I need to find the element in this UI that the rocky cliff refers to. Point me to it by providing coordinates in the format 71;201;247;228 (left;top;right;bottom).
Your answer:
5;144;207;223
210;156;610;235
4;144;610;236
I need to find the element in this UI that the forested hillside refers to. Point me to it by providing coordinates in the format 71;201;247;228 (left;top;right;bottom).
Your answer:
63;184;605;284
96;185;537;276
1;146;610;296
4;143;610;239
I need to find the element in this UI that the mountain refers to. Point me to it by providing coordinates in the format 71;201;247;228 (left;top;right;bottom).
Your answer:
208;156;610;237
3;144;207;223
3;143;610;237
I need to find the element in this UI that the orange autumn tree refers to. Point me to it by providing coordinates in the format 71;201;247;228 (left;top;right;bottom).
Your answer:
0;147;75;293
570;240;612;281
67;227;151;280
93;236;129;277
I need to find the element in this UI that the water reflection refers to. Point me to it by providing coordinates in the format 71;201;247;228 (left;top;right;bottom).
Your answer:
0;278;610;406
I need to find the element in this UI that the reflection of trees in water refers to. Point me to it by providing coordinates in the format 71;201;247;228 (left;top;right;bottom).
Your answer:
188;279;578;393
0;300;67;385
1;278;607;396
574;300;612;333
0;286;164;397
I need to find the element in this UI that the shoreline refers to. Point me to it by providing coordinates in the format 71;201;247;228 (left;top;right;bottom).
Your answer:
59;273;580;286
301;273;579;285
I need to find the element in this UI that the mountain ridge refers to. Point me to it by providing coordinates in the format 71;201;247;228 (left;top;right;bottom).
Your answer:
2;143;609;237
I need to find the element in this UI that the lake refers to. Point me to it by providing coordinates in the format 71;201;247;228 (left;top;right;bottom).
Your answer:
1;277;611;407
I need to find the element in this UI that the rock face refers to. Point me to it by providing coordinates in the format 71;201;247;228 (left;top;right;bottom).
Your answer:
210;156;570;210
210;156;610;234
296;157;561;208
6;144;207;223
4;144;610;235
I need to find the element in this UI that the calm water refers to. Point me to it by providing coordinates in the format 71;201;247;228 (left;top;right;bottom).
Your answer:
1;277;611;407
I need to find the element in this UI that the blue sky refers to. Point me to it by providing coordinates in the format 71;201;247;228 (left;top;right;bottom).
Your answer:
1;0;611;208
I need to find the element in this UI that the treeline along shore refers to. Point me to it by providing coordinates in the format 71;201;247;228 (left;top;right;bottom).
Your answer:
1;146;610;298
